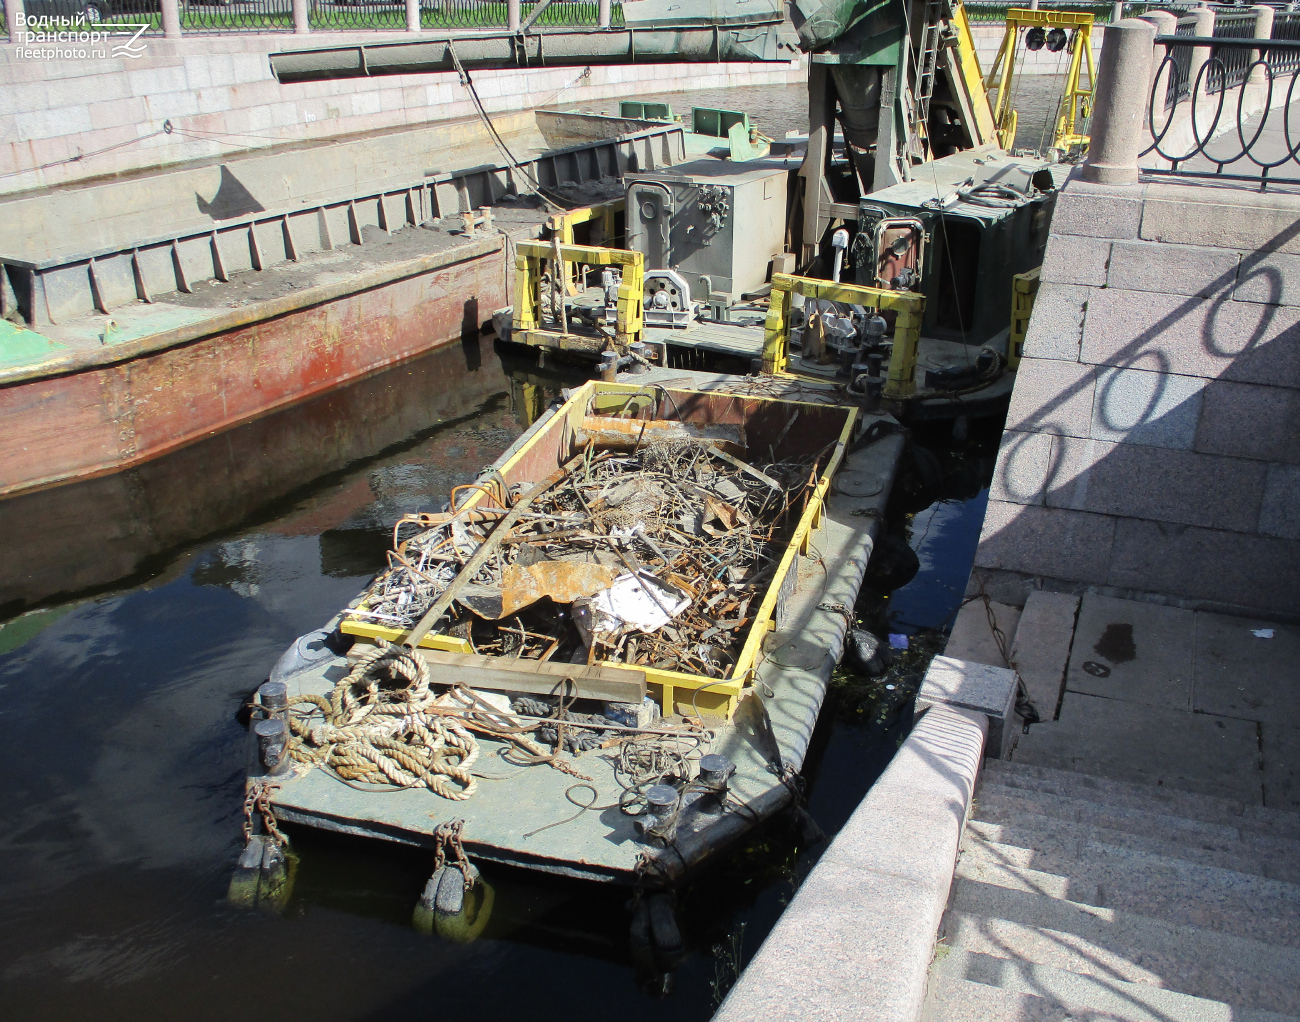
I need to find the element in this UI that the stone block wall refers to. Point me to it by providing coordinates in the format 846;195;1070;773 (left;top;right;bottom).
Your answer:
974;176;1300;619
0;33;805;197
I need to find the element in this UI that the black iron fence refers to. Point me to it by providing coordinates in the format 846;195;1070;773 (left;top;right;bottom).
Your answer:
1143;35;1300;189
10;0;616;34
961;1;1193;25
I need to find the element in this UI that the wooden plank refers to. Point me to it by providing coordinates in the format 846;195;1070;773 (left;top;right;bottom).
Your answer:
348;643;647;703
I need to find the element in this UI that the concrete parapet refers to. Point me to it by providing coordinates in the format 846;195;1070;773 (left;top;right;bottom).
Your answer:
917;657;1018;760
713;705;986;1022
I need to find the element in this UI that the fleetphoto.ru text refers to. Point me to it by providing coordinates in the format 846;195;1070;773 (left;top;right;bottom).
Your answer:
12;12;148;59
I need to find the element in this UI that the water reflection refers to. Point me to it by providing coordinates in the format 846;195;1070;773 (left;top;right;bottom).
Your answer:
0;344;998;1021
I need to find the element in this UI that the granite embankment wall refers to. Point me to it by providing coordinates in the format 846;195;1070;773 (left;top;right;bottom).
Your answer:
974;176;1300;619
0;34;805;197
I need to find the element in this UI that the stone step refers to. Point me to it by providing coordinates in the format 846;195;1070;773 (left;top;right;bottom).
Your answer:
923;970;1072;1022
957;837;1300;948
1007;694;1264;805
945;891;1300;1017
974;780;1300;852
1008;590;1079;722
983;761;1300;838
933;948;1300;1022
967;809;1300;884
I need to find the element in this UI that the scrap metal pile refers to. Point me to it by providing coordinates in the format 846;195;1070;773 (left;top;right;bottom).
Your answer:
347;428;823;679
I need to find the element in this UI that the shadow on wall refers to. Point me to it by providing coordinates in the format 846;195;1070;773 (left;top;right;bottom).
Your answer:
196;166;267;221
974;209;1300;618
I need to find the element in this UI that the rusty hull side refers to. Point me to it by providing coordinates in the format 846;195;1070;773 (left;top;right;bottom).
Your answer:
0;244;504;500
0;338;519;611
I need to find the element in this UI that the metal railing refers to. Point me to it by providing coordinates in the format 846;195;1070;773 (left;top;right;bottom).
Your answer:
5;0;616;35
961;1;1192;24
1270;9;1300;71
309;0;615;33
1212;9;1260;88
1143;35;1300;189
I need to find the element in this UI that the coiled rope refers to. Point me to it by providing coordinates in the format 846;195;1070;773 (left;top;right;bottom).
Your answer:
287;642;480;801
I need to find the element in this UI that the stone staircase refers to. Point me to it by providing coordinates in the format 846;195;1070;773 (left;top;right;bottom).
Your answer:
924;759;1300;1021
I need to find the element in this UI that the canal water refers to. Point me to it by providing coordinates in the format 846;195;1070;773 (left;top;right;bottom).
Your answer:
0;75;1018;1017
561;76;1079;154
0;340;997;1021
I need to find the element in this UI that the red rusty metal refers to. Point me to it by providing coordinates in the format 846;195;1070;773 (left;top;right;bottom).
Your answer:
0;316;519;611
0;243;506;501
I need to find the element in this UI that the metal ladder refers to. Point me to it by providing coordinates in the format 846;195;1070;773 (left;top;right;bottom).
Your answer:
914;0;948;132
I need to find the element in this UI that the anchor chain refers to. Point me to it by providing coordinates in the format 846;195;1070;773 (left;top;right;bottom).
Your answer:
433;819;474;891
243;780;288;849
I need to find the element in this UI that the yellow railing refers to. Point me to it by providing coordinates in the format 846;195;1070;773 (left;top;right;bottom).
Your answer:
763;273;927;400
513;239;644;354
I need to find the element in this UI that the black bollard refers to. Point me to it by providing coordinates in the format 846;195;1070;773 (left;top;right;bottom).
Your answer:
254;717;290;776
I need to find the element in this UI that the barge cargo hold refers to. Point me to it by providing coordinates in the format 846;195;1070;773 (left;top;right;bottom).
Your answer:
254;372;903;887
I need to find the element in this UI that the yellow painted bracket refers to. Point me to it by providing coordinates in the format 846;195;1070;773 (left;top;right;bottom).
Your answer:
513;240;644;351
1009;266;1040;371
984;9;1095;152
763;273;926;400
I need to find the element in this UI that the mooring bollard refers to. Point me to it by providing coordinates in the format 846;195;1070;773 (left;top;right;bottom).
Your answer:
1081;19;1156;185
254;717;291;776
257;680;288;721
636;784;681;839
697;753;736;814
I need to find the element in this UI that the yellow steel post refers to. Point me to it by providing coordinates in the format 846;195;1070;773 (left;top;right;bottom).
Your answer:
1008;266;1040;371
615;254;644;348
762;283;790;375
884;306;922;399
514;253;538;332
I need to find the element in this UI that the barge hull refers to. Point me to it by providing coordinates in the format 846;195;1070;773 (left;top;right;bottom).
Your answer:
0;242;504;501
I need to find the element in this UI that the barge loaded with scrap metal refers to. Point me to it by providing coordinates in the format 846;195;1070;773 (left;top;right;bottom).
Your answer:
237;372;905;944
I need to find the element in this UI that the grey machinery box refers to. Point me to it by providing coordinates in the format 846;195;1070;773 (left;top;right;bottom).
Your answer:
625;158;791;301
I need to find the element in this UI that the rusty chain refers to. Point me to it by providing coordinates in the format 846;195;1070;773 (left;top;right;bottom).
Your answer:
242;780;288;849
432;819;474;891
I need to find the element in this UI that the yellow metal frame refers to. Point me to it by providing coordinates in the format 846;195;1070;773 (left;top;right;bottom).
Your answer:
544;200;625;288
342;380;857;719
763;273;927;400
1008;266;1040;371
950;1;1000;147
983;9;1095;152
513;240;644;354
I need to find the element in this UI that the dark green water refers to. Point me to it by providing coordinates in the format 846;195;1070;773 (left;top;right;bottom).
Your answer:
0;345;904;1020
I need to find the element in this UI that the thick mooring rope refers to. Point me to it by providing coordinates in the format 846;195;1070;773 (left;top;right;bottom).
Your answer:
287;642;480;801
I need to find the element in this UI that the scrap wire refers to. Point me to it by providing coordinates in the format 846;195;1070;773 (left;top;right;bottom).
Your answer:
346;436;821;677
